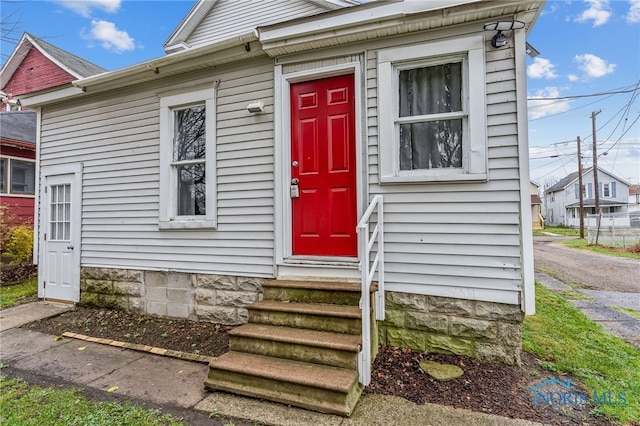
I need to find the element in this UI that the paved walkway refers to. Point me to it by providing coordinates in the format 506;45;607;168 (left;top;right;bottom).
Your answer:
0;301;543;426
535;271;640;350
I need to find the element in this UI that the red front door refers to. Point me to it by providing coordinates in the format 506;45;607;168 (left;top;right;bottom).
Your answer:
290;74;357;257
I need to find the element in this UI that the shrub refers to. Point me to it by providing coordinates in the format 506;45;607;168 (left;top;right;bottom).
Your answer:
2;224;34;264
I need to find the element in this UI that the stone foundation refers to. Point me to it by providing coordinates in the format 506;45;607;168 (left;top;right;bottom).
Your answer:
379;291;524;365
80;267;264;324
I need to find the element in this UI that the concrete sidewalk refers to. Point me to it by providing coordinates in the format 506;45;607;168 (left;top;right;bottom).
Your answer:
0;301;543;426
535;271;640;350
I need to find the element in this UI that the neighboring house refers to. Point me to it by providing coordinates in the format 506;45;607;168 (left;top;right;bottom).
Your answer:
544;167;631;227
629;185;640;213
0;32;106;110
0;33;105;226
19;0;543;416
0;111;36;225
531;181;543;230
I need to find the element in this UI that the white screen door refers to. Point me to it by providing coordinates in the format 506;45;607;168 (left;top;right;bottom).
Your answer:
40;167;81;302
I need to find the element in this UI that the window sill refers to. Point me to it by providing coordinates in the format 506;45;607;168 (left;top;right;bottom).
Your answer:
1;193;36;198
159;220;217;230
379;173;487;184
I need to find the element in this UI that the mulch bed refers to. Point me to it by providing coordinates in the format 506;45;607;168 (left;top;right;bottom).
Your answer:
0;263;37;286
367;346;616;425
26;306;232;357
25;306;618;425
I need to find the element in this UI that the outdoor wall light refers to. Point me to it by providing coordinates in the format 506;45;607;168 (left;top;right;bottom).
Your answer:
246;100;264;113
483;20;525;48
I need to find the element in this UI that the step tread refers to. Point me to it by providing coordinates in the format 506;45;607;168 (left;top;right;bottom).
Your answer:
250;300;361;318
209;352;358;393
230;323;361;352
264;280;360;292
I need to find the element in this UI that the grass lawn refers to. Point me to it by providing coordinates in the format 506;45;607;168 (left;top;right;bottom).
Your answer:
0;278;37;309
561;238;640;260
524;283;640;424
533;226;581;237
0;375;185;426
613;306;640;321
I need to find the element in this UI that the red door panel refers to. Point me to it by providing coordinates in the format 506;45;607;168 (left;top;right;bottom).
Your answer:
291;74;357;257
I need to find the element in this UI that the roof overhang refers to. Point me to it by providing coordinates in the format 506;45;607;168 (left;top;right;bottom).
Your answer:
163;0;218;53
19;0;545;107
19;31;261;107
0;138;36;150
566;200;628;208
162;0;355;54
258;0;544;57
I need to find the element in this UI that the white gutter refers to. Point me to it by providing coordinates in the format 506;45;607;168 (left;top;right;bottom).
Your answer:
19;31;259;107
19;86;85;108
75;30;259;89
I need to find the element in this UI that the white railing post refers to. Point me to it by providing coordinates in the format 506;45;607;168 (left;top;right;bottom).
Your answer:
356;194;384;386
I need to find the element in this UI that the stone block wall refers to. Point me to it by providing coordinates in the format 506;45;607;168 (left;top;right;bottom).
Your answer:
379;291;524;365
80;267;263;324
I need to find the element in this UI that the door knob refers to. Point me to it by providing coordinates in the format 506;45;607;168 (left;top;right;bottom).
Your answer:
67;245;74;250
292;161;299;167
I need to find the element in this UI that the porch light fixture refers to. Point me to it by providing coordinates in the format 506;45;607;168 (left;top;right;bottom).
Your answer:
246;100;264;113
483;20;525;48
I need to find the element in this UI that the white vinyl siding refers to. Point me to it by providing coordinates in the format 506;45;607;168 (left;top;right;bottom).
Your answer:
37;20;530;305
39;58;275;277
366;31;523;305
186;0;328;48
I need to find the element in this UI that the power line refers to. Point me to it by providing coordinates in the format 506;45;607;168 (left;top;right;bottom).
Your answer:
527;82;640;101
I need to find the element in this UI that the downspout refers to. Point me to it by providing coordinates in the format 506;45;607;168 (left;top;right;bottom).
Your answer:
33;107;43;297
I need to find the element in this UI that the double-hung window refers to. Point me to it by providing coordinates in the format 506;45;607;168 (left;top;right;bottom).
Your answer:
378;35;487;182
159;85;216;229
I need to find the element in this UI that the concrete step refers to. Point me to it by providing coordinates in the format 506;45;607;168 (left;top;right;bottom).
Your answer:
204;352;363;416
229;323;361;369
248;300;362;334
263;279;363;306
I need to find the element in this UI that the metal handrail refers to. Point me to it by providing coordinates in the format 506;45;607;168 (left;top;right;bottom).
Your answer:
356;194;384;386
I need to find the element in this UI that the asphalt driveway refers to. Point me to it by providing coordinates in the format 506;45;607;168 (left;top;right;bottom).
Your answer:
533;236;639;294
533;236;640;349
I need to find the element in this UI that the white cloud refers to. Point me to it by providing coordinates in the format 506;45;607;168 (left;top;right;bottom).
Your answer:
53;0;121;17
568;74;579;82
528;87;572;120
527;58;558;79
627;0;640;23
88;19;135;53
576;0;612;26
574;54;616;78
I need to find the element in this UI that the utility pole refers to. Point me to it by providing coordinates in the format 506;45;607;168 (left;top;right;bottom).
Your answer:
591;110;601;245
591;110;601;213
577;136;584;238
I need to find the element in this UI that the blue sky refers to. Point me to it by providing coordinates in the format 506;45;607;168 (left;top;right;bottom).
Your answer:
1;0;639;185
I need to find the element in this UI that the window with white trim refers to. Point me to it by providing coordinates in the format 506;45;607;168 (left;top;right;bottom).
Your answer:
159;86;216;229
0;156;35;196
377;35;487;183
